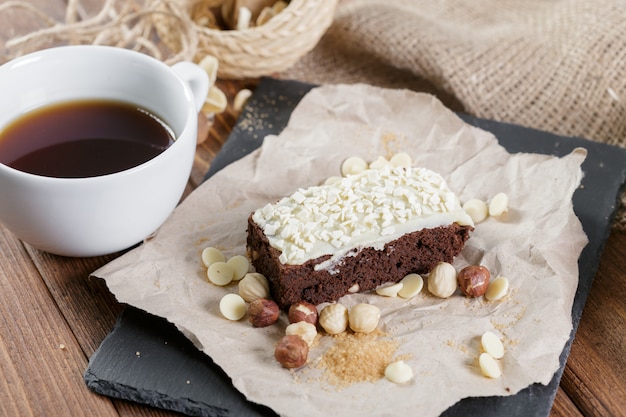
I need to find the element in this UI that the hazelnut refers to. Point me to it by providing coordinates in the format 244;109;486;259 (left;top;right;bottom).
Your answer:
427;262;457;298
274;335;308;369
238;272;270;302
318;303;349;335
248;298;279;327
348;303;380;334
286;321;317;347
288;301;318;325
457;265;490;297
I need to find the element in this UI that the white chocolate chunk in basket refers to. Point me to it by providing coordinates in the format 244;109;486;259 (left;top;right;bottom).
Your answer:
375;282;403;297
485;276;509;301
236;6;252;30
385;360;414;384
198;54;219;85
202;87;227;114
256;6;276;26
463;198;489;224
481;331;505;359
488;192;509;217
341;156;368;176
219;293;247;321
227;255;250;281
233;88;252;112
397;273;424;299
389;152;412;168
201;246;225;268
207;261;235;286
479;352;502;378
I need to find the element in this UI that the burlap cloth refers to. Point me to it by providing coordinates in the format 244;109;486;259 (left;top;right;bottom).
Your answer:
277;0;626;230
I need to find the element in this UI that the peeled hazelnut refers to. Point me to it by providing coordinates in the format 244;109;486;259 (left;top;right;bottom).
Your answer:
248;298;279;327
457;265;491;297
238;272;270;302
348;303;380;334
288;301;318;325
318;303;349;335
427;262;457;298
274;335;308;369
286;321;317;347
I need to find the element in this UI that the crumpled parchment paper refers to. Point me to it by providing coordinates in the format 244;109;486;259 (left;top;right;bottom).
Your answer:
93;84;588;417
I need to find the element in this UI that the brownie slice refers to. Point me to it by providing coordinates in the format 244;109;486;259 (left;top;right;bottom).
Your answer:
248;217;472;309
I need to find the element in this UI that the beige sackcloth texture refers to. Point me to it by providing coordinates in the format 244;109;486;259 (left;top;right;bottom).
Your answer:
278;0;626;230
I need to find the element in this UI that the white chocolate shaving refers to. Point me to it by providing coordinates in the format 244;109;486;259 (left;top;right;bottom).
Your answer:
252;166;473;266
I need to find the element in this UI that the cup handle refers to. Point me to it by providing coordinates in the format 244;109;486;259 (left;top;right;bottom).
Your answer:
171;61;210;113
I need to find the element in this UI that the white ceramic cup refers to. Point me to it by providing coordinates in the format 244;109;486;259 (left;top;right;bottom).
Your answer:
0;45;209;257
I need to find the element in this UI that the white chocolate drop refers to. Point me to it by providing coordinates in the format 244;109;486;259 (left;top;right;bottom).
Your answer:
207;262;234;286
376;282;404;297
489;192;509;217
227;255;250;281
385;360;414;384
481;332;505;359
340;156;368;176
369;156;391;170
201;246;225;268
485;276;509;301
219;294;247;321
463;198;489;224
479;352;502;378
389;152;412;168
397;273;424;299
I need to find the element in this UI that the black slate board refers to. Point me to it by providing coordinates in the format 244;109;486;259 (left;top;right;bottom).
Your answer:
85;78;626;417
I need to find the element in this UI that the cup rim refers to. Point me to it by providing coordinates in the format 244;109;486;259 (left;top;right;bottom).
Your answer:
0;45;197;183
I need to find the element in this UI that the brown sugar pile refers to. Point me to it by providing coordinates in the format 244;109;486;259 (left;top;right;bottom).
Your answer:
316;330;399;387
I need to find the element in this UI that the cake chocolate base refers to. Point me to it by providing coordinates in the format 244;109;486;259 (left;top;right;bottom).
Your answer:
247;215;473;309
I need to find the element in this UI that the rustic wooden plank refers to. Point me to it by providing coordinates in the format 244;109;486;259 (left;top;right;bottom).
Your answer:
550;387;584;417
561;230;626;417
0;225;120;417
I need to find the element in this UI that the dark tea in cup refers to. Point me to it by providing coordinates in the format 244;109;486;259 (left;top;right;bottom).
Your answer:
0;99;175;178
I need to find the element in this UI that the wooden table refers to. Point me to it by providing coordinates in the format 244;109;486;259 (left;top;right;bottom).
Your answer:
1;2;625;416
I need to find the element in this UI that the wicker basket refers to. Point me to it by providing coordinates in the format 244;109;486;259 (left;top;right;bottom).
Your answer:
194;0;338;79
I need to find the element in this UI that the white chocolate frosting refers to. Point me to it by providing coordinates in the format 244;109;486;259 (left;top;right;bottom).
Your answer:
252;166;473;266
